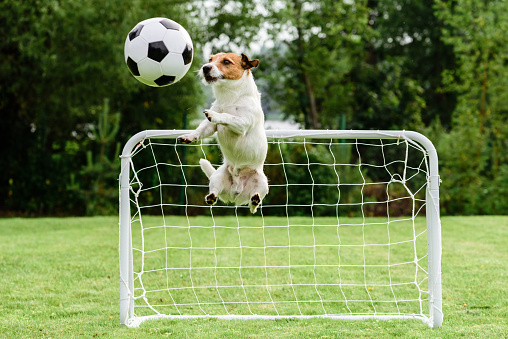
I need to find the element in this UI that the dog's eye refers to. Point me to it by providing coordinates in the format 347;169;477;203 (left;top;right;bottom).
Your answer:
209;58;213;62
223;59;231;65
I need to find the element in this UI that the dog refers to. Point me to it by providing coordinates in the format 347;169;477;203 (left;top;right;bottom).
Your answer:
177;53;269;213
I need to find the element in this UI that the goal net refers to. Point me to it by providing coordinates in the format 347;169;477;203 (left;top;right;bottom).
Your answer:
119;130;442;328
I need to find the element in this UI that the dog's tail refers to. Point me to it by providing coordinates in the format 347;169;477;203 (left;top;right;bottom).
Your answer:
199;159;216;179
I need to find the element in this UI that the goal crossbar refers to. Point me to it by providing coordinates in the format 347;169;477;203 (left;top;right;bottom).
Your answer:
119;129;442;328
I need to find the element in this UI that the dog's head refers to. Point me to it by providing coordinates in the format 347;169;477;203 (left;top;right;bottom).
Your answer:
199;53;259;85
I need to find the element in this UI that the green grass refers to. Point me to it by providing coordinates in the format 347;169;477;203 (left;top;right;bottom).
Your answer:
129;216;428;319
1;216;507;338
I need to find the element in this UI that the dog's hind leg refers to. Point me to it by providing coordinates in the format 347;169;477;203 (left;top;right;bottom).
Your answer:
245;171;269;214
206;164;232;205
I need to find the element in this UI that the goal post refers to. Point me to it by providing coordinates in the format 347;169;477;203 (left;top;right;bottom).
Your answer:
119;129;442;328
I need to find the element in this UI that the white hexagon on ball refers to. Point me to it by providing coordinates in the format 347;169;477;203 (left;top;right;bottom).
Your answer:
139;21;167;43
180;26;193;46
163;30;187;54
137;58;163;81
128;37;149;63
124;17;194;87
160;53;186;77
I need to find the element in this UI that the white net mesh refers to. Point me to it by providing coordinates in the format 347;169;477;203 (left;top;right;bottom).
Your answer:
121;132;433;326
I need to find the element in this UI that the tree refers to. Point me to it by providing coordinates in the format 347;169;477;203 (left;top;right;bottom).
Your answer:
0;0;204;215
433;0;508;214
69;98;120;215
367;0;457;128
254;0;430;131
255;0;372;129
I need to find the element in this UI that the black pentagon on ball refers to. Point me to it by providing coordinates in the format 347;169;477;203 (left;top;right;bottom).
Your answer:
126;57;140;76
128;24;144;41
182;43;193;65
160;18;179;30
147;41;169;62
155;75;176;86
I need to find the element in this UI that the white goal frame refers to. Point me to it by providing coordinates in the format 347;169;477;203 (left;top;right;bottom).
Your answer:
119;129;442;328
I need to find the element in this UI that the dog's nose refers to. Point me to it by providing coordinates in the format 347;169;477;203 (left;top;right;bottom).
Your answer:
202;65;212;74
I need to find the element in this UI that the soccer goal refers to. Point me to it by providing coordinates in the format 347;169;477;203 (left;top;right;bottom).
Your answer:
119;129;442;328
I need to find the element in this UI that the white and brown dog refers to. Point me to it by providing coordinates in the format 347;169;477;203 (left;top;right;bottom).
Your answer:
178;53;269;213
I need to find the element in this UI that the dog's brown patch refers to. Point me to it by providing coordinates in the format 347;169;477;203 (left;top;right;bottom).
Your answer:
209;53;259;80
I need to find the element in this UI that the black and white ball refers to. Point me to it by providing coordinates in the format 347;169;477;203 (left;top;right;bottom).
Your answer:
124;18;193;87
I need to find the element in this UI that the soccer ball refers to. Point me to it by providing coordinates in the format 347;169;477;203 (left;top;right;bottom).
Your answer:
124;18;193;87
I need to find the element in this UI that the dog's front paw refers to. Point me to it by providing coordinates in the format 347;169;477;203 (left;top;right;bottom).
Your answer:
204;109;214;123
205;193;218;206
177;134;197;144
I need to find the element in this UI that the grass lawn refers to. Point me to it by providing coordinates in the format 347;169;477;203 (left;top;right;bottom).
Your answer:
0;216;507;338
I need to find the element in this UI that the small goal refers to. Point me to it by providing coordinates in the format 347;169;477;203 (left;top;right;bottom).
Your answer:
119;129;442;328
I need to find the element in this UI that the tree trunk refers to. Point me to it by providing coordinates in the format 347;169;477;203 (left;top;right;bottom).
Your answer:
476;48;489;169
293;0;321;129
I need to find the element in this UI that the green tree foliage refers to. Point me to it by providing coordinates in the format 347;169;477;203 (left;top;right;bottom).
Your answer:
260;0;374;129
0;0;204;215
368;0;457;128
193;0;265;50
2;0;508;216
69;99;120;215
432;0;508;214
251;0;429;131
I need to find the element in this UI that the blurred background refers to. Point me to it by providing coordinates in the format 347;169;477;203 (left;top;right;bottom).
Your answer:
1;0;507;216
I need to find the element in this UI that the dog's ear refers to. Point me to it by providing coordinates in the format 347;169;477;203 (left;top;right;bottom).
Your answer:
241;53;259;69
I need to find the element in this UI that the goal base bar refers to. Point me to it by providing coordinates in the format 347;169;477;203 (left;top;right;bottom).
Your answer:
126;314;432;328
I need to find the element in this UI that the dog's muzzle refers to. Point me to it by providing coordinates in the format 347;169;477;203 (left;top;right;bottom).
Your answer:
201;64;222;84
202;65;212;74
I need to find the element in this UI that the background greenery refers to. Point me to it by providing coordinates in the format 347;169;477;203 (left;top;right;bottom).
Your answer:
2;0;507;216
